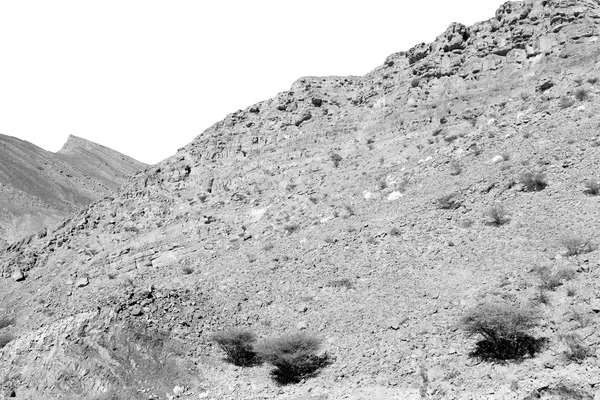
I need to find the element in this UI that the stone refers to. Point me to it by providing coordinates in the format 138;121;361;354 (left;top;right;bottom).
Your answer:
296;321;308;330
388;319;401;330
172;386;184;395
11;269;25;282
130;306;143;316
75;277;89;287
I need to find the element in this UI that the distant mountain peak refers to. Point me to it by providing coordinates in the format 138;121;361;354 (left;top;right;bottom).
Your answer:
58;134;102;153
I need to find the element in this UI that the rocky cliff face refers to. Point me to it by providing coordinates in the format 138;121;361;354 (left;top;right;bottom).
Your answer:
0;134;146;247
2;1;600;399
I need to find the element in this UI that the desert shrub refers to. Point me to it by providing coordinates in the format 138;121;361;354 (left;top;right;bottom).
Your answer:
389;227;402;236
443;134;459;143
0;317;15;330
574;88;588;101
587;77;598;85
327;278;354;290
330;153;342;168
283;223;301;234
436;193;461;210
486;205;510;226
210;329;258;367
519;172;547;191
535;289;550;305
537;267;575;291
254;333;328;384
561;237;595;256
461;302;543;360
566;286;576;297
583;179;600;195
0;333;15;349
562;333;590;363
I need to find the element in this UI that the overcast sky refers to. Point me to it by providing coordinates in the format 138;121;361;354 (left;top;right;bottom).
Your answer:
0;1;505;164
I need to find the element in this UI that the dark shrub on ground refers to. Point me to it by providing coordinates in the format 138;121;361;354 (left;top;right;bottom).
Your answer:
519;172;547;191
561;237;595;257
462;302;544;360
210;329;258;366
254;333;329;384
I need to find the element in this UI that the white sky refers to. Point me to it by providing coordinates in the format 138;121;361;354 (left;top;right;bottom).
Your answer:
0;1;505;164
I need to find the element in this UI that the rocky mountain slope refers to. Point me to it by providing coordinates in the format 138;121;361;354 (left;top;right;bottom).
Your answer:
2;0;600;398
0;134;146;247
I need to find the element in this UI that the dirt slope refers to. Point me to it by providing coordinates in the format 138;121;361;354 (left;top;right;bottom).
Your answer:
0;134;146;247
2;0;600;399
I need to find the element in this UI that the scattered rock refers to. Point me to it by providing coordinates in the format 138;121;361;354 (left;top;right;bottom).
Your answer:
75;277;89;287
11;269;25;282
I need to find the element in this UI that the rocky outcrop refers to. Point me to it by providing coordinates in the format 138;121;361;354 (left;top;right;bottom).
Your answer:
3;0;600;399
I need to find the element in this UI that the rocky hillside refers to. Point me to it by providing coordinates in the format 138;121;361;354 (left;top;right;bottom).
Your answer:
0;134;146;247
2;0;600;399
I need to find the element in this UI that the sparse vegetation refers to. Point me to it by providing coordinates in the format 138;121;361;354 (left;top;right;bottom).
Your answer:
461;302;543;360
561;333;590;363
283;223;301;234
327;278;354;290
561;237;595;256
254;333;328;384
211;329;258;367
535;289;550;305
389;227;401;236
436;193;461;210
330;153;342;168
583;179;600;195
519;172;547;191
574;88;588;101
486;205;510;226
537;267;575;291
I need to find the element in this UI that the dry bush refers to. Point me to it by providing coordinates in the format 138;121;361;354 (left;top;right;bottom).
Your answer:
283;223;301;234
561;333;590;363
574;88;588;101
254;333;329;384
327;278;354;290
0;333;15;349
561;237;595;256
461;302;543;360
583;180;600;195
330;153;342;168
436;193;461;210
519;172;547;191
537;267;575;291
211;329;258;367
486;205;510;226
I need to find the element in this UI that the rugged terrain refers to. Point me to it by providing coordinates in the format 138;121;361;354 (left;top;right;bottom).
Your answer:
0;134;146;247
2;0;600;398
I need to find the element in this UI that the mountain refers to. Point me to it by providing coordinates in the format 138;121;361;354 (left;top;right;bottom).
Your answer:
2;0;600;398
0;134;146;247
